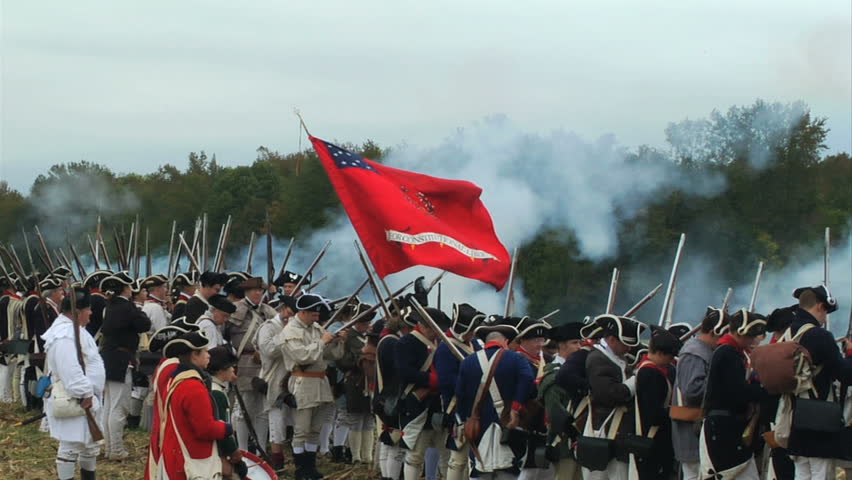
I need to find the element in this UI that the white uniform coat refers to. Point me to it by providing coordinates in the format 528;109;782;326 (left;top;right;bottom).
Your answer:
256;316;287;410
43;314;106;444
275;317;344;410
141;297;170;334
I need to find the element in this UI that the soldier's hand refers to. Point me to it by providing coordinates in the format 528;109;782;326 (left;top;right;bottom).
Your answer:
322;331;335;344
229;450;243;464
506;409;520;430
336;329;349;341
81;397;93;409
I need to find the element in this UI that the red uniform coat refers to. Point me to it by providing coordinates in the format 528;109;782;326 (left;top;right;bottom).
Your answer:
160;365;229;480
145;357;179;480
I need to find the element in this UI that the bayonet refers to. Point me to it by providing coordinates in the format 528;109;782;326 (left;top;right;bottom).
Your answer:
605;267;619;314
659;233;686;327
504;247;519;317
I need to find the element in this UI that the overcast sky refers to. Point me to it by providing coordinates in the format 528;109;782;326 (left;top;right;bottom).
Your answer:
2;0;850;193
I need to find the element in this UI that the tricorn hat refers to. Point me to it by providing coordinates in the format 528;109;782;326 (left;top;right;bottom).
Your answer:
594;314;646;347
666;322;692;341
51;266;73;280
149;322;199;353
270;293;297;312
39;276;63;291
208;294;236;314
100;271;134;293
172;272;198;288
516;316;552;340
579;316;606;340
275;270;311;287
170;316;202;331
793;284;838;313
141;274;168;289
730;309;767;337
61;287;91;311
766;305;797;333
239;277;266;291
200;271;228;288
83;270;112;290
351;302;377;323
296;294;331;313
163;331;209;358
451;303;486;336
474;314;520;342
549;322;583;343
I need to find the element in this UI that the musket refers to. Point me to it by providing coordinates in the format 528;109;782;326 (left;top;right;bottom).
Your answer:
353;241;392;320
97;229;111;270
622;283;664;317
166;221;177;280
231;386;271;464
0;255;16;291
173;231;185;275
659;233;686;327
34;226;55;271
265;212;274;286
59;249;78;279
409;297;465;361
334;302;383;333
291;240;331;294
68;286;105;442
202;213;208;272
305;275;328;292
275;237;295;281
113;227;126;270
95;215;102;266
145;228;152;277
322;277;371;328
133;215;141;277
189;217;201;267
721;287;734;311
824;227;831;330
605;267;619;314
126;221;135;271
426;271;447;294
7;245;27;280
212;223;225;273
748;262;764;312
21;229;35;272
537;309;560;323
245;232;256;274
215;216;232;272
178;233;203;273
0;245;27;284
329;280;414;306
504;247;519;317
86;235;101;270
437;283;442;310
53;250;72;279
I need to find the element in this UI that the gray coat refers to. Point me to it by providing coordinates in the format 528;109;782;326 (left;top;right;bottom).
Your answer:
671;336;714;463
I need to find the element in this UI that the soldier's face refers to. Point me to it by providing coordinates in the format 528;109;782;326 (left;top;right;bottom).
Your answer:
77;307;92;326
283;283;297;296
212;309;230;325
354;321;370;333
191;348;210;369
246;288;264;305
520;337;546;356
298;310;320;325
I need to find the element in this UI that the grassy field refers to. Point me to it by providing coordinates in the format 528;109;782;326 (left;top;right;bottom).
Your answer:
0;402;376;480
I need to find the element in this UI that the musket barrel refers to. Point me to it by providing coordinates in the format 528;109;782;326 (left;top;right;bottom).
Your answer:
623;283;663;317
658;233;686;327
322;277;370;328
606;268;619;314
410;297;464;361
504;247;519;317
748;262;764;312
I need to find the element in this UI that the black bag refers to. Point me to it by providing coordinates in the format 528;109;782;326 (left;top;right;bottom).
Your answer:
251;376;268;395
617;433;654;458
575;436;613;471
792;398;844;433
344;374;371;413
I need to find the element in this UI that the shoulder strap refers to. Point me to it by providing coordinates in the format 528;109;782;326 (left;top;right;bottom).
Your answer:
470;348;505;419
402;331;438;396
792;323;816;343
375;334;397;393
158;369;203;452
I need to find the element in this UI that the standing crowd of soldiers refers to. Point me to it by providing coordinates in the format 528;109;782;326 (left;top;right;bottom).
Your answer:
1;257;851;480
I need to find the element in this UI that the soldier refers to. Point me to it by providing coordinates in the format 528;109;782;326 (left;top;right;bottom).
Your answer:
207;346;248;479
336;301;378;464
223;271;249;304
538;322;583;480
143;319;201;480
256;293;297;472
23;275;63;410
436;303;485;480
0;275;17;403
277;293;347;480
170;272;198;321
98;271;151;460
196;294;236;348
184;271;228;324
699;310;767;480
130;278;147;308
274;270;312;297
43;287;105;480
455;316;535;480
396;305;451;480
783;285;852;479
225;276;277;453
510;316;552;480
375;308;413;480
82;270;112;337
581;315;645;480
671;307;729;480
141;274;170;334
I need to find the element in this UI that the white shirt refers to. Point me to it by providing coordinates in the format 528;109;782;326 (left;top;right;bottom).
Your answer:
142;297;171;334
197;315;225;348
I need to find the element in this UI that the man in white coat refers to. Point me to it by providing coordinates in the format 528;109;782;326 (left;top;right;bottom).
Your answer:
43;287;105;480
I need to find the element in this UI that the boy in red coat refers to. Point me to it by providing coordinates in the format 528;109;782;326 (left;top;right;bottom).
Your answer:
158;331;232;480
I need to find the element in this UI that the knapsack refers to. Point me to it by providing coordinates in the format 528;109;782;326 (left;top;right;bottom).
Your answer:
750;323;817;395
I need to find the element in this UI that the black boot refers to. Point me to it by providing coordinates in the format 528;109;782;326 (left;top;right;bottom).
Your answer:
80;469;96;480
126;415;141;429
305;451;324;480
293;452;308;480
331;445;344;463
343;447;353;464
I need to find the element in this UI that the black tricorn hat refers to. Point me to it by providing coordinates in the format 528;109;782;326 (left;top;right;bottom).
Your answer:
594;314;646;347
793;284;838;313
200;271;228;288
61;287;91;311
579;315;606;340
149;323;198;353
549;322;583;343
296;294;330;313
171;316;202;331
352;302;377;323
516;316;552;339
270;293;297;312
649;325;683;356
163;331;209;358
766;304;797;333
474;314;520;342
451;303;486;336
100;271;134;293
172;272;198;288
51;266;73;280
40;276;63;290
141;274;168;289
83;270;112;289
208;294;236;314
275;270;311;287
666;322;692;341
730;309;767;337
207;346;239;374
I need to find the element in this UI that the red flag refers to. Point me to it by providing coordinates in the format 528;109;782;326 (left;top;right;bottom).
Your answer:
311;136;511;290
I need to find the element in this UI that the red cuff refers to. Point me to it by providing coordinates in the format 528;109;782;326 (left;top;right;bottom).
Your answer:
428;368;439;392
512;401;525;412
845;348;852;357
